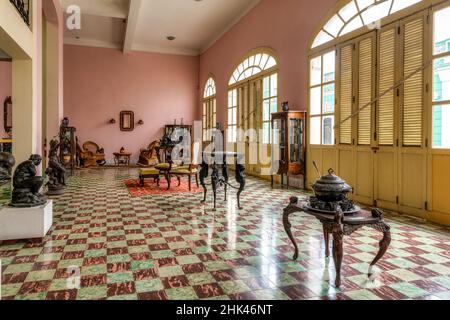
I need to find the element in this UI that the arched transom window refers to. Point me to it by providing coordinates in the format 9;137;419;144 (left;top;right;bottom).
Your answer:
312;0;423;49
204;77;216;98
203;77;217;142
227;50;278;145
229;53;277;86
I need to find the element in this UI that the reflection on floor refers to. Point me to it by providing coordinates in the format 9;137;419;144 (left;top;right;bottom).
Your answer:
0;168;449;300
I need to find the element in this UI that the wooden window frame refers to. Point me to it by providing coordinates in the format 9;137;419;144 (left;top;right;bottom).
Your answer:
308;50;337;146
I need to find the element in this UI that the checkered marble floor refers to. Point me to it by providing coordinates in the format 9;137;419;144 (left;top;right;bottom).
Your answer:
1;168;449;300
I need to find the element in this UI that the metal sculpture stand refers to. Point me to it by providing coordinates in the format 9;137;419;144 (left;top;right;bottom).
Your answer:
200;152;246;211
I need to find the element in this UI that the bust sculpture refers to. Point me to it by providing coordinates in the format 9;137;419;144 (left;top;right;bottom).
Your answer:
11;154;47;207
45;139;66;195
0;152;15;182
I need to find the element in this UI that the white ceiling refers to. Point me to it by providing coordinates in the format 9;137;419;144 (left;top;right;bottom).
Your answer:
62;0;262;56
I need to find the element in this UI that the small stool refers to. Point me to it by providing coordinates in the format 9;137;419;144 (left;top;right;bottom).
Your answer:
139;168;161;187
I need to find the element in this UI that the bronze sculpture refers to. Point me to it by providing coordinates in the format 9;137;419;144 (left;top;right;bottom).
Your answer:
0;152;15;182
46;139;66;195
11;154;47;207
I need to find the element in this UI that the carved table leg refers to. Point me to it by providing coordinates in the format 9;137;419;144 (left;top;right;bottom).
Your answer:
199;162;208;204
332;211;344;288
235;163;246;210
323;225;331;258
369;221;391;276
283;197;300;260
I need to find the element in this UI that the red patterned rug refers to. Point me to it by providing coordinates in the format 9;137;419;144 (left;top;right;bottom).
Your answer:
124;178;203;197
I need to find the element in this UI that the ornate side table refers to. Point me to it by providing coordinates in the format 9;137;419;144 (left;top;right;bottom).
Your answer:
200;152;245;210
283;197;391;287
113;152;132;166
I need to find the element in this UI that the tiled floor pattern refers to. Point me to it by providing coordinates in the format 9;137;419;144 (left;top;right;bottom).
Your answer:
0;168;449;300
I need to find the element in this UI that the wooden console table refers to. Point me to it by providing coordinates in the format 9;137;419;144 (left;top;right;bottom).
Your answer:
113;152;132;166
283;197;391;287
200;152;245;210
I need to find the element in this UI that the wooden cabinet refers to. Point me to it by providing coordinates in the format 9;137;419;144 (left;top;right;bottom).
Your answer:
271;111;306;188
60;126;76;173
164;125;192;142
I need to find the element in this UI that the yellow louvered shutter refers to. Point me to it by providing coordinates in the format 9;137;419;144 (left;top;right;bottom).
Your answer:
378;28;396;146
358;37;373;146
340;45;353;144
403;17;424;147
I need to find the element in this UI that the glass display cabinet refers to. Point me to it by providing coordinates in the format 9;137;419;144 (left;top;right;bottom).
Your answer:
271;111;306;188
59;125;77;174
165;125;192;143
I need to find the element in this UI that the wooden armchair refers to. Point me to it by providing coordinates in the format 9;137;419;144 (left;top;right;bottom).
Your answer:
140;141;200;191
79;141;106;167
171;141;201;191
138;140;160;167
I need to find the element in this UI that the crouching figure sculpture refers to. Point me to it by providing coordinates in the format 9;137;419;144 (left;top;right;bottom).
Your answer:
11;154;47;207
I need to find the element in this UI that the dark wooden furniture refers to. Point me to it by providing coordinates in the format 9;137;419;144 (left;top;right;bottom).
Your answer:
120;111;134;132
4;96;12;137
139;168;162;187
171;141;201;191
165;125;192;140
283;197;391;287
271;111;306;188
114;152;132;166
159;125;193;163
60;125;77;174
200;152;246;210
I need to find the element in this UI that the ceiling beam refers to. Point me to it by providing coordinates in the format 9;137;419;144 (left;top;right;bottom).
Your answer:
123;0;142;54
60;0;128;19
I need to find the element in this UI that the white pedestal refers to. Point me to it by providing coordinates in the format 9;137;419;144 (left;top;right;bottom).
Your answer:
0;200;53;241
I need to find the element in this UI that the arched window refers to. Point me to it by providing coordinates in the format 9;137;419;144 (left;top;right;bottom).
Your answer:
312;0;423;49
229;53;277;86
203;77;217;142
227;50;278;146
204;77;216;98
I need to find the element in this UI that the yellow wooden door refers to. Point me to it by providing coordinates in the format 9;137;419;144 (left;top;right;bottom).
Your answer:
373;24;399;211
336;43;355;194
398;12;428;217
352;33;376;205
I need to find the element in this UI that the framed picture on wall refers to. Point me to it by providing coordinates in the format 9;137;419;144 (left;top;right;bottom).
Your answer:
120;111;134;132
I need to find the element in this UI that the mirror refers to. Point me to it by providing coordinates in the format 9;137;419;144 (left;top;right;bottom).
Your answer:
120;111;134;132
4;96;12;136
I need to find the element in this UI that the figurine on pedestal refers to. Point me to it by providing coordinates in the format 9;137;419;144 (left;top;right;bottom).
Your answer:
0;152;15;182
11;154;46;207
46;139;66;195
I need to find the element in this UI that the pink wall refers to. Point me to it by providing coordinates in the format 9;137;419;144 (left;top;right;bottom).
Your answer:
64;45;199;163
0;61;12;138
199;0;337;125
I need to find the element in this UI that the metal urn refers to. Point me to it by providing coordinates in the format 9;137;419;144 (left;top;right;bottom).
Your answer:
308;161;359;214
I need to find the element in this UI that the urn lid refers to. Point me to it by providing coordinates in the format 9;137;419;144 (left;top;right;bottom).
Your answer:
315;169;347;185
